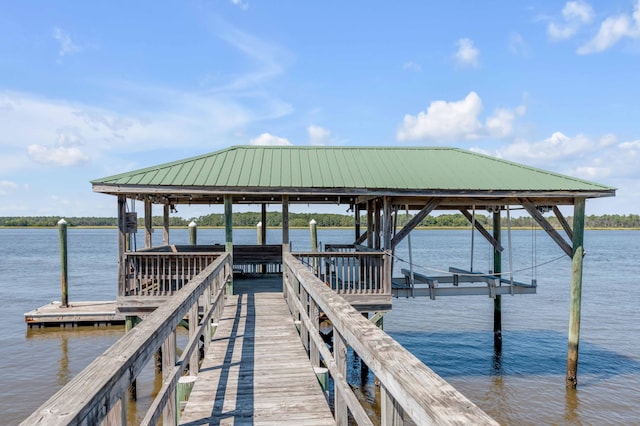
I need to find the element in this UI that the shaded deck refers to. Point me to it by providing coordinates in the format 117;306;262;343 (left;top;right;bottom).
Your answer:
180;276;334;425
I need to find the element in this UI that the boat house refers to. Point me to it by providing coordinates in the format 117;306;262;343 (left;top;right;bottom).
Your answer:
91;145;615;390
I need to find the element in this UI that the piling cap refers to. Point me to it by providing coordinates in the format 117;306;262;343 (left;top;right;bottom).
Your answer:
189;221;197;227
58;218;67;225
257;221;262;226
310;219;317;225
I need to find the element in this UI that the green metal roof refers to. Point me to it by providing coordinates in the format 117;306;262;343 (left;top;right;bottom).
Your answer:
91;145;615;196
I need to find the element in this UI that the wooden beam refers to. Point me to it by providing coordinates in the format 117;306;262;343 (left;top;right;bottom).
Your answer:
553;205;574;241
354;231;367;245
521;199;572;258
391;198;440;249
354;204;361;242
493;211;502;351
460;209;504;253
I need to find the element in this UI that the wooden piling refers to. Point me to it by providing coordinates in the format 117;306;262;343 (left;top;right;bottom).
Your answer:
567;198;586;388
224;195;233;294
189;221;197;245
58;219;69;308
493;211;502;351
310;219;318;251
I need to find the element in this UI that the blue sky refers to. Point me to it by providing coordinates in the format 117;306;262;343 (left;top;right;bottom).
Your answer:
1;1;639;218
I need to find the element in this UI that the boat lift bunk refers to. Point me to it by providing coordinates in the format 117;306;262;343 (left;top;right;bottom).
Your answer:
391;205;538;300
392;267;537;299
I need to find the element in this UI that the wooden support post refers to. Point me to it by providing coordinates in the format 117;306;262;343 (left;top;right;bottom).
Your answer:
257;221;263;245
334;332;348;426
282;195;289;246
163;204;170;245
144;198;152;249
224;195;233;294
354;204;361;242
366;200;374;249
189;221;197;245
117;195;127;298
261;203;267;244
375;199;382;250
567;198;586;388
125;316;138;401
382;196;392;251
102;397;125;426
381;385;404;426
58;218;69;308
189;303;199;375
309;299;320;367
162;330;177;426
310;219;318;251
493;211;502;351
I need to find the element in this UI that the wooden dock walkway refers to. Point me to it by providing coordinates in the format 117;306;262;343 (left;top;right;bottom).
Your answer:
180;277;334;425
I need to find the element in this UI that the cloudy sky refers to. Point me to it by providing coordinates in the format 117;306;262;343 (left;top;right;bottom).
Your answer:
1;1;639;217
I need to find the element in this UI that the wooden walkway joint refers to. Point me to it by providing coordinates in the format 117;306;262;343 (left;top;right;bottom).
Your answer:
180;288;334;425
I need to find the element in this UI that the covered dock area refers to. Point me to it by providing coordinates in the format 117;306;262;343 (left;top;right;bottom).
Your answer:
53;144;615;424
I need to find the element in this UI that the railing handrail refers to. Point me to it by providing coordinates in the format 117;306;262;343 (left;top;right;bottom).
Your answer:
22;253;232;426
283;252;498;425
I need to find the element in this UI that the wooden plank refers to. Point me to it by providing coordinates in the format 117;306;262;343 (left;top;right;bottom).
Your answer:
180;287;334;425
24;301;125;326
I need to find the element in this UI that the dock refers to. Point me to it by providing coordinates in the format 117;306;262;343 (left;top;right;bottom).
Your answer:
24;301;124;327
180;277;334;425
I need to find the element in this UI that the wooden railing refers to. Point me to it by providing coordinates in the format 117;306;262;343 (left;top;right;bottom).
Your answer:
123;244;283;297
283;252;498;426
125;251;221;296
23;253;232;426
292;251;390;296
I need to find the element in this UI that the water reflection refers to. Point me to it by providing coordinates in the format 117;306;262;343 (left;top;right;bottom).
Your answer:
56;335;70;386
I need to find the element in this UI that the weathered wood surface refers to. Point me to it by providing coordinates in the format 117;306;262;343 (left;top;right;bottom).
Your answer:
24;301;124;326
284;252;499;426
180;288;334;425
21;254;231;426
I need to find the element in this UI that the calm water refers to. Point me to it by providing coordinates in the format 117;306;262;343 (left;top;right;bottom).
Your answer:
1;228;638;425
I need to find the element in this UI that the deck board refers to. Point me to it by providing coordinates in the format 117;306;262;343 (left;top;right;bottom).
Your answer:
24;301;124;327
180;280;335;425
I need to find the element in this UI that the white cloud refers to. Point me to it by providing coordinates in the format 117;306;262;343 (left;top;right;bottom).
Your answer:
53;27;80;56
509;33;529;57
231;0;249;10
578;1;640;54
249;132;291;146
403;61;422;72
0;90;263;168
0;180;18;195
215;25;292;92
454;38;479;67
497;131;593;163
397;92;525;142
308;125;332;145
547;1;594;40
486;106;526;138
27;144;90;166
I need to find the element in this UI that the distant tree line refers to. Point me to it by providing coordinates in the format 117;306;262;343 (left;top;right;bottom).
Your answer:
1;213;639;228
